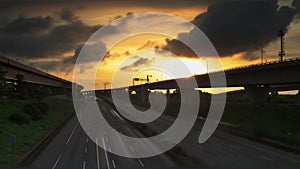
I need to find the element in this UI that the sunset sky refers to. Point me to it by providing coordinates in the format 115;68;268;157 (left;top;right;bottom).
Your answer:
1;0;300;90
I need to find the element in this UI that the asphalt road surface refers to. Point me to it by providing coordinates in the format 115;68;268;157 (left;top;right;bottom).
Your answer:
30;98;300;169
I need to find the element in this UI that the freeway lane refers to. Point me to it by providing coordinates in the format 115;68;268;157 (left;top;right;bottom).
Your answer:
30;98;182;169
103;98;300;169
127;105;300;169
30;97;299;169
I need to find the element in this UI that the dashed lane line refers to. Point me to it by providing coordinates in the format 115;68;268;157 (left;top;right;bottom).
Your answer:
102;137;111;169
82;161;86;169
112;160;116;168
52;122;79;169
96;138;101;169
138;159;144;167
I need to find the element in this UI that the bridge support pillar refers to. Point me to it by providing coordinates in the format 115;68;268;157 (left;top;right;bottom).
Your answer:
136;87;150;106
244;85;270;105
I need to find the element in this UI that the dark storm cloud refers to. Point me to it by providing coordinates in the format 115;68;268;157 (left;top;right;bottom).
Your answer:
0;15;54;34
33;59;74;75
0;8;104;73
0;0;227;11
97;0;226;9
0;0;233;74
138;40;197;59
120;57;154;72
58;9;80;22
0;12;101;58
100;51;131;65
294;0;300;7
32;41;107;74
161;0;299;60
160;38;197;58
293;0;300;14
40;40;107;73
74;42;107;64
137;40;160;51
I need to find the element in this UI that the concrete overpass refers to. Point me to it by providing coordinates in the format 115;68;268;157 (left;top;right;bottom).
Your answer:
0;56;82;97
96;57;300;104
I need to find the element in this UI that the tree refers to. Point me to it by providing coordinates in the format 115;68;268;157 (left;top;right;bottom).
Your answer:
0;66;8;97
15;74;27;99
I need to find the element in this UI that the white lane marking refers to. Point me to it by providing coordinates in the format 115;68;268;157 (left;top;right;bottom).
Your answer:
52;122;79;169
110;109;116;117
102;137;111;169
83;161;86;169
110;109;124;121
109;146;112;152
129;146;134;152
66;122;79;145
112;160;116;168
138;159;144;167
96;138;100;169
52;154;62;169
86;138;89;144
85;146;88;154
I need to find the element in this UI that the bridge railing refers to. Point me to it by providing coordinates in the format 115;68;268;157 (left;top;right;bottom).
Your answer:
197;57;300;76
0;55;70;84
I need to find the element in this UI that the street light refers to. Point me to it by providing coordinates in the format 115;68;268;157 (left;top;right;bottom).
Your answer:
260;46;265;64
132;78;140;86
132;74;152;86
104;82;111;89
146;74;152;83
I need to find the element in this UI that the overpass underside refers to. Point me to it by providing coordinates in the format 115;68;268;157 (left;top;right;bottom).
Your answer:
0;56;79;99
96;59;300;105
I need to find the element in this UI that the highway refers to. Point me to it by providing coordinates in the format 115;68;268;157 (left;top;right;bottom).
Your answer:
30;98;300;169
31;98;182;169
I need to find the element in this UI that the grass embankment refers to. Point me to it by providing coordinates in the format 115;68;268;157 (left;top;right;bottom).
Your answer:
222;103;300;146
0;96;74;167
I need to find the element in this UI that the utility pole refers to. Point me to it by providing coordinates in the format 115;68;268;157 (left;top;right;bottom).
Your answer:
104;82;111;89
261;46;264;64
278;30;285;62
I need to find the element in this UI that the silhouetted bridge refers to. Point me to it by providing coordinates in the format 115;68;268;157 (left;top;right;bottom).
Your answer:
95;58;300;104
0;56;82;97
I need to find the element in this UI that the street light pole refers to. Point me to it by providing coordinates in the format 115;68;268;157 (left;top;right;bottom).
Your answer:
146;74;152;83
261;46;264;64
278;30;285;62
